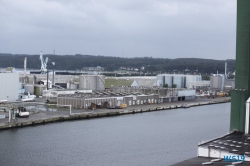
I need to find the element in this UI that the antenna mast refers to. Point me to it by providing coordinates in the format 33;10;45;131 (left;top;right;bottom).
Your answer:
54;37;55;55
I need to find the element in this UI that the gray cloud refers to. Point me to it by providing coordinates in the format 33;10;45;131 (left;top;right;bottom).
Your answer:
0;0;236;59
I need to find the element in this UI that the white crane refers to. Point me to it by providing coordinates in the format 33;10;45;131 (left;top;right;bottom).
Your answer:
39;51;48;74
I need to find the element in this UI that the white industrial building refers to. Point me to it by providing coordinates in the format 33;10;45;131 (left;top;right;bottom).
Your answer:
19;74;105;91
210;75;235;90
110;86;196;102
0;73;19;101
156;74;202;88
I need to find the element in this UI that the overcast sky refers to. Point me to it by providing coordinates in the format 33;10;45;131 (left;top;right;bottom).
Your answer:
0;0;236;60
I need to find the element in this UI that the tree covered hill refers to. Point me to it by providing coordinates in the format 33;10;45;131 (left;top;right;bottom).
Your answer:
0;53;235;74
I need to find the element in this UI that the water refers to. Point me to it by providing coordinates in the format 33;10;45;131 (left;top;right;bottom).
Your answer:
0;103;230;166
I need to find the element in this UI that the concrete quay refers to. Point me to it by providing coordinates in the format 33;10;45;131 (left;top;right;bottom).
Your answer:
0;97;231;130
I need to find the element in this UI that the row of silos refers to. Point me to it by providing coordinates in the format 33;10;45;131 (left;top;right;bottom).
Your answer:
79;75;105;91
157;74;202;88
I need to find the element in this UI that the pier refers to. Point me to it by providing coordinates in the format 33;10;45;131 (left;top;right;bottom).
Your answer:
0;97;230;130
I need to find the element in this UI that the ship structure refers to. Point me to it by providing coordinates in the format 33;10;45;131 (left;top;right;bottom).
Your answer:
173;0;250;165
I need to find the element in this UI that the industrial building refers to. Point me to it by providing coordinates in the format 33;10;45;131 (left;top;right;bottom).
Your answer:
57;91;159;109
57;85;196;109
156;74;202;88
110;86;196;102
210;75;235;91
19;74;105;92
0;73;19;101
187;81;210;90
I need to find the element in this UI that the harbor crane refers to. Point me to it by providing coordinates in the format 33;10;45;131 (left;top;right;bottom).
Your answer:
39;51;48;74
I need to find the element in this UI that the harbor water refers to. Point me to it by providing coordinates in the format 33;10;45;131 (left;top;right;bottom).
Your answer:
0;103;230;166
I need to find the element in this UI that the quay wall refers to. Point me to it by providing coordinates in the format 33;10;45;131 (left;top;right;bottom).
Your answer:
0;98;231;130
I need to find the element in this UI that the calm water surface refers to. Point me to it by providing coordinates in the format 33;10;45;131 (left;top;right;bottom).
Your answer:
0;103;230;166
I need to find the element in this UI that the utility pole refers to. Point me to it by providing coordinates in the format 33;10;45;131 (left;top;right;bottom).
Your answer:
47;71;49;90
52;62;55;86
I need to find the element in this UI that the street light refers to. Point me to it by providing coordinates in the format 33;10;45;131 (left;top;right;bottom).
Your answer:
52;62;55;87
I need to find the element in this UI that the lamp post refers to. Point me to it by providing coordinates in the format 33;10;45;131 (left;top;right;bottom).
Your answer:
52;62;55;87
47;70;49;90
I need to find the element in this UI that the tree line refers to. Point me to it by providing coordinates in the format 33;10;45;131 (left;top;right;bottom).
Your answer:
0;53;235;75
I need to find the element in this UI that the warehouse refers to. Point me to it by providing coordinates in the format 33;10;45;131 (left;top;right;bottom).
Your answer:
110;86;195;102
57;91;159;109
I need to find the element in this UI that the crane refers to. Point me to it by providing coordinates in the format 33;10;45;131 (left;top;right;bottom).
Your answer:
39;51;48;74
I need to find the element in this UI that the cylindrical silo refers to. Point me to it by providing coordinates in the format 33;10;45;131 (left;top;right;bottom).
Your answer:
173;75;184;88
34;85;46;96
156;75;165;86
24;84;34;95
96;75;105;91
210;76;222;89
165;75;173;88
79;75;96;90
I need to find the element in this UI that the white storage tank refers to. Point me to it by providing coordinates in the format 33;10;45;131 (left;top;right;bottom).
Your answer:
24;84;34;95
34;85;46;96
185;75;195;88
210;76;222;89
79;75;105;91
173;75;184;88
165;75;173;88
156;75;165;86
96;75;105;91
195;75;202;81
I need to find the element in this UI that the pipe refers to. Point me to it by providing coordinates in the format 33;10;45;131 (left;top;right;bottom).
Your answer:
9;108;11;123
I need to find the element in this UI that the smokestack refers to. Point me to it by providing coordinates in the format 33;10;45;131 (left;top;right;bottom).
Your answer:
24;57;27;75
225;62;227;78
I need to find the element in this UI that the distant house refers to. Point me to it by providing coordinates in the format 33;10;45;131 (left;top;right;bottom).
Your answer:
5;67;16;73
82;66;104;71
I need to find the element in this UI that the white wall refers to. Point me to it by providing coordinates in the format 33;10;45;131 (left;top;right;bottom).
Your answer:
0;73;19;101
178;90;196;96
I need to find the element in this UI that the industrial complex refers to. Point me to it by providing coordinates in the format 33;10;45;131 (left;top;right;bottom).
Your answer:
0;57;233;109
0;50;235;122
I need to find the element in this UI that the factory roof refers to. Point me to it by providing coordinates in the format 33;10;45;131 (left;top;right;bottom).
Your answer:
58;91;158;99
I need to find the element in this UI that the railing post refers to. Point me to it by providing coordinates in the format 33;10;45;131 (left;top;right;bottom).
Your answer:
245;98;250;134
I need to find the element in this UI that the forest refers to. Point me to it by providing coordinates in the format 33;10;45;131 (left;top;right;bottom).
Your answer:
0;53;235;75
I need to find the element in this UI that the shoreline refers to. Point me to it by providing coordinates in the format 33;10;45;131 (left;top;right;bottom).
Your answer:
0;97;231;130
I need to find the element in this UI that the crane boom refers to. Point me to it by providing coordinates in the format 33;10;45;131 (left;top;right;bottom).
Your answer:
39;51;48;74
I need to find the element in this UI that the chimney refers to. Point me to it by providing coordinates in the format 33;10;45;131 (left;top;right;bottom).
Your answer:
24;57;27;75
